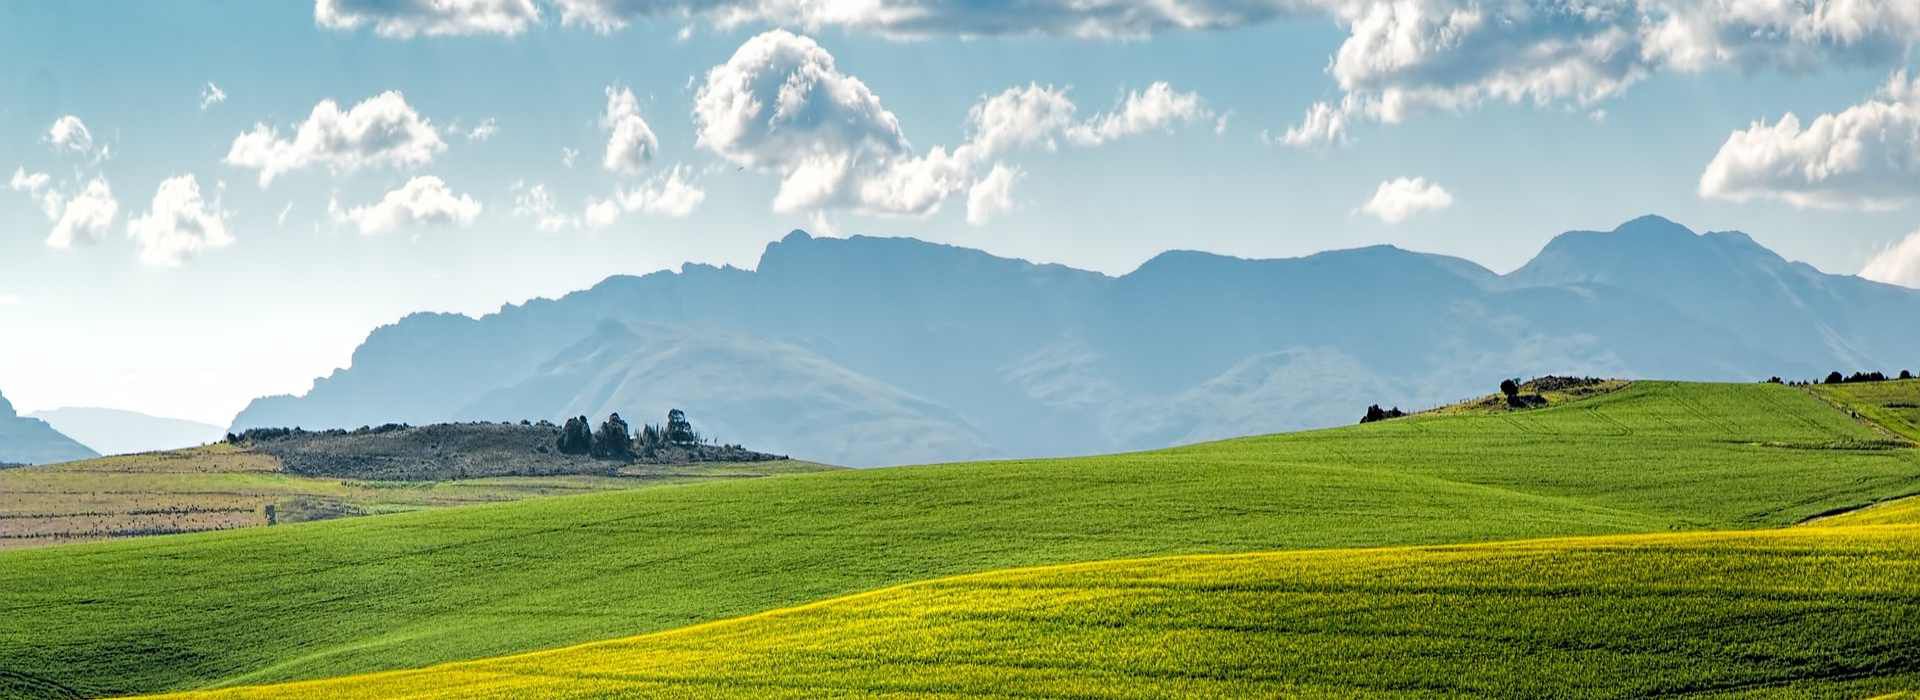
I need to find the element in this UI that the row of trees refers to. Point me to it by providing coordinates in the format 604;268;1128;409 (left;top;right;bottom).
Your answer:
1768;370;1915;386
557;409;709;460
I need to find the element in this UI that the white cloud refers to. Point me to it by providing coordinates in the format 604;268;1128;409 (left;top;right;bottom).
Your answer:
966;164;1022;226
277;201;295;227
225;91;445;187
200;82;227;110
511;181;579;232
0;293;21;306
601;86;659;174
614;165;705;217
46;116;98;158
465;117;498;142
1065;82;1212;146
696;31;1208;218
8;167;50;195
47;177;120;249
1699;71;1920;210
562;147;580;168
127;175;232;266
1357;176;1452;224
332;176;482;236
552;0;1304;38
315;0;541;37
1862;229;1920;289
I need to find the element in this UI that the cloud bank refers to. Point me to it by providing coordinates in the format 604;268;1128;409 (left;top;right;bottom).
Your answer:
1700;71;1920;210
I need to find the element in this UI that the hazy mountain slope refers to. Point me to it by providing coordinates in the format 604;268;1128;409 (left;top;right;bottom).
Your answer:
28;407;225;456
0;390;98;465
456;321;994;466
229;217;1920;466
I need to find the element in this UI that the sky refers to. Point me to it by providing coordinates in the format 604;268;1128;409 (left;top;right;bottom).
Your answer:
3;0;1920;426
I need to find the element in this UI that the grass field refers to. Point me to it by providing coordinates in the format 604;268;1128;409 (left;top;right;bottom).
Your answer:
1813;378;1920;444
5;381;1920;698
142;523;1920;699
0;444;837;550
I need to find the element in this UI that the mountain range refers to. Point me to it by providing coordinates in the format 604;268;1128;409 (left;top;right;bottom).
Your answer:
28;407;227;456
231;215;1920;466
0;390;97;465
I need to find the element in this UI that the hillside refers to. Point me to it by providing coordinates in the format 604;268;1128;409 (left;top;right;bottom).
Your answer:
25;407;225;457
0;423;830;551
150;523;1920;699
6;381;1918;697
0;390;96;466
228;216;1920;466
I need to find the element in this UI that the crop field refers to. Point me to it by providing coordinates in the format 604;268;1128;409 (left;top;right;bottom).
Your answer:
0;444;837;550
1813;378;1920;444
142;522;1920;699
5;381;1920;698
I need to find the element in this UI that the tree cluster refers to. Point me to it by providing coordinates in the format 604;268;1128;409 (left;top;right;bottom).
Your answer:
1359;404;1407;424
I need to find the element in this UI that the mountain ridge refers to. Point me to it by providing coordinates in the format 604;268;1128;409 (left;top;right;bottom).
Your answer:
231;215;1920;466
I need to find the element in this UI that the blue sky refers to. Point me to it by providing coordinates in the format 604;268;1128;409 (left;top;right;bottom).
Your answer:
3;1;1920;424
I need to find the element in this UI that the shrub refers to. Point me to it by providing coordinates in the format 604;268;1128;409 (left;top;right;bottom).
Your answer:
1500;379;1520;399
592;414;634;460
1826;371;1845;385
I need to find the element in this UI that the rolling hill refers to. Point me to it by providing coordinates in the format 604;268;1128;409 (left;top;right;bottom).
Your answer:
6;381;1919;697
0;390;96;466
25;408;225;457
228;216;1920;466
145;522;1920;699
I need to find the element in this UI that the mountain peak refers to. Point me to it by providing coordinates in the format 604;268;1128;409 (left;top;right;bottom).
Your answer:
1611;214;1696;239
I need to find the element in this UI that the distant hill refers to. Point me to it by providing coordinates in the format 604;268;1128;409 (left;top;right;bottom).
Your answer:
28;406;225;456
231;215;1920;466
0;390;97;465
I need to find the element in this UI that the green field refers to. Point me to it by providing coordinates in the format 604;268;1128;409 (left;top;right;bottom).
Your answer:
1813;378;1920;443
0;444;837;551
145;522;1920;699
6;381;1920;698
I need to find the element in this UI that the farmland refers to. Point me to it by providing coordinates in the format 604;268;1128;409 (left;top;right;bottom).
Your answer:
6;381;1920;698
1813;378;1920;443
0;443;835;551
145;522;1920;699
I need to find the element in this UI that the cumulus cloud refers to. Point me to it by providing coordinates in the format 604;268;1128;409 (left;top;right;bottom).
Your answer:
552;0;1306;38
1066;82;1212;146
1270;0;1920;146
331;176;483;235
1699;71;1920;210
612;165;705;217
966;164;1022;225
315;0;540;37
225;91;445;187
127;175;231;266
1861;229;1920;289
1357;176;1452;223
49;178;120;249
46;116;100;158
12;168;118;249
200;82;227;110
601;86;659;174
696;30;1208;220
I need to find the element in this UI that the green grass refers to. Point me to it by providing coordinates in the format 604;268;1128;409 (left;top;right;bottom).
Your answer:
144;524;1920;699
1812;378;1920;444
3;382;1919;697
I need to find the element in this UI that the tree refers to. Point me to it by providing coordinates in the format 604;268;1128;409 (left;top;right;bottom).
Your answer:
1825;371;1845;385
592;413;634;460
666;408;696;446
1361;404;1387;424
1500;379;1520;399
557;416;593;455
1903;370;1915;380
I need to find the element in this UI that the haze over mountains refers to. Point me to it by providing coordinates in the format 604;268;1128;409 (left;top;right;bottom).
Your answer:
28;408;226;457
0;390;97;465
231;215;1920;466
